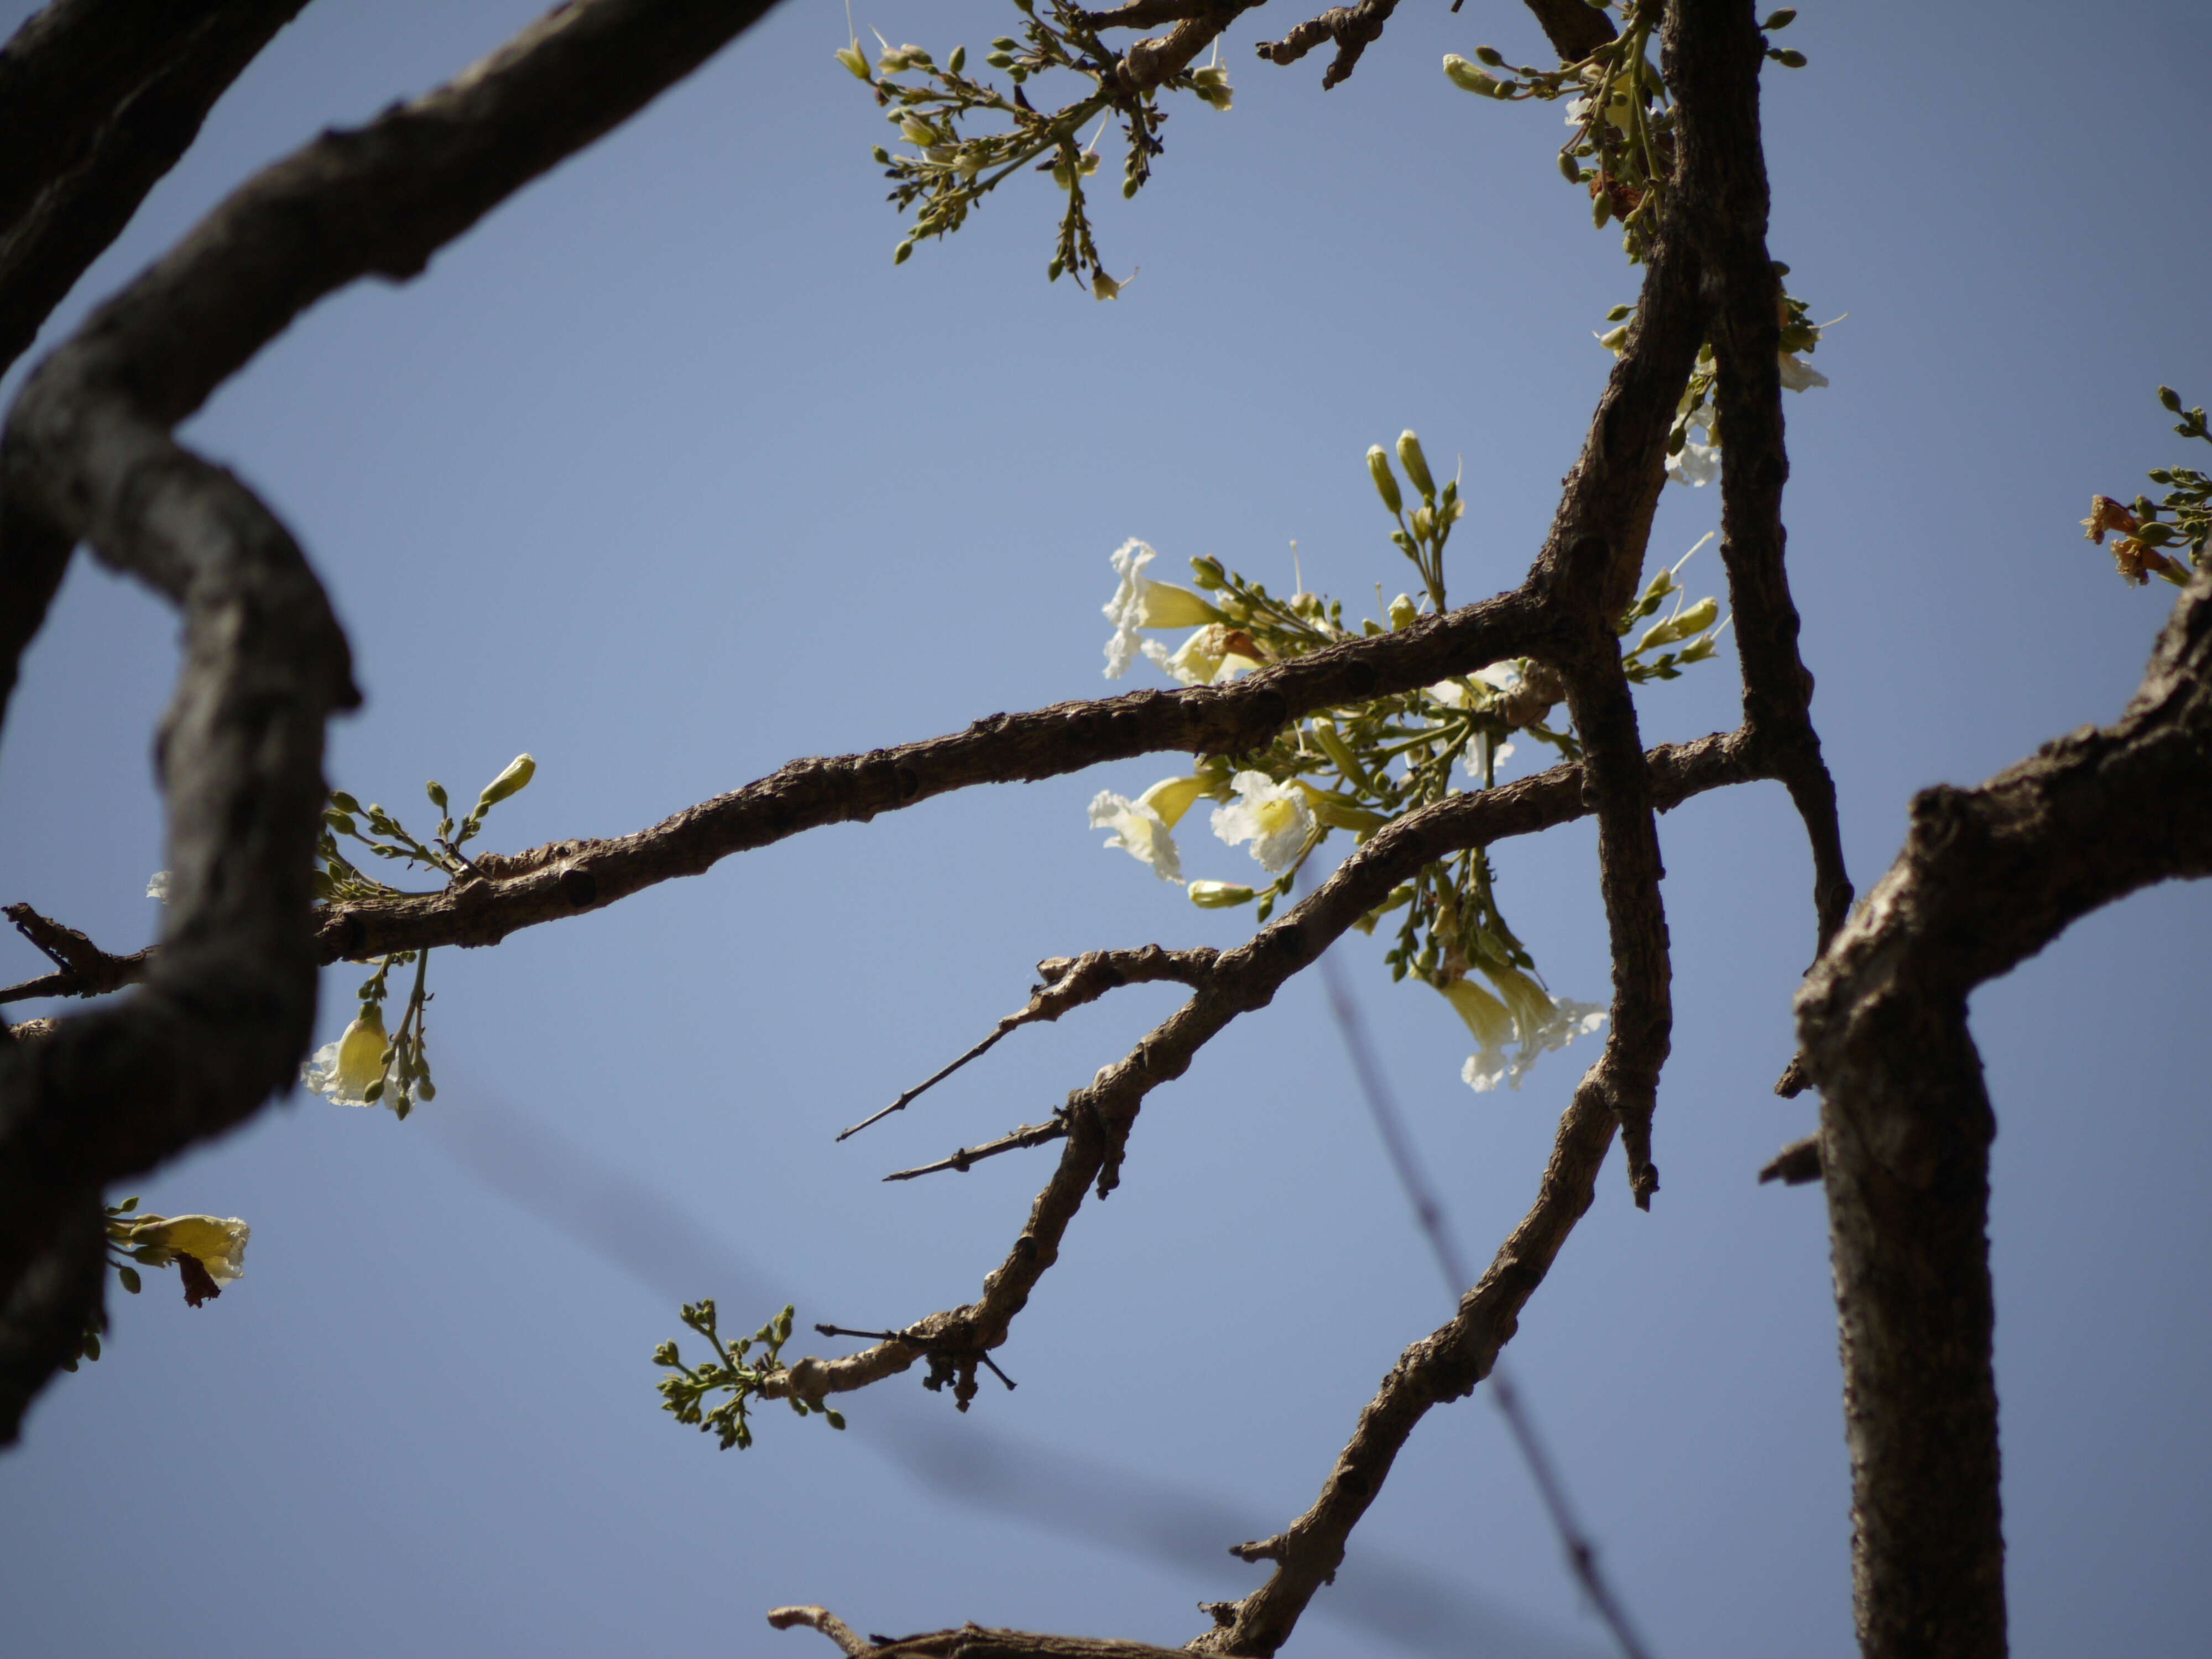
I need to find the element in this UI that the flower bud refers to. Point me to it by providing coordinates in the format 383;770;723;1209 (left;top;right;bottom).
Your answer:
1187;880;1255;909
1188;555;1225;589
835;44;870;79
475;753;536;810
1388;593;1418;632
1442;55;1504;97
1366;446;1403;515
1397;431;1436;499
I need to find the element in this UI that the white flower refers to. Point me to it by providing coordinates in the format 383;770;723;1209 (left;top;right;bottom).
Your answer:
1666;401;1721;488
302;1005;390;1107
1102;540;1220;679
1777;352;1829;393
1088;789;1184;882
146;871;171;901
1444;968;1608;1093
1146;623;1263;686
1211;771;1316;873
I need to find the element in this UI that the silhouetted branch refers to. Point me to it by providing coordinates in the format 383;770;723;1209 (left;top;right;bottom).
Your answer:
0;0;784;1441
0;0;311;378
2;902;149;1001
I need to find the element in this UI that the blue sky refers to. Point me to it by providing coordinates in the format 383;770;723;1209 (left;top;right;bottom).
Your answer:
2;3;2208;1656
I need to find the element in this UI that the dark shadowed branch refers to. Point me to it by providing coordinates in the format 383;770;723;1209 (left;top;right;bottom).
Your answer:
0;0;313;378
1798;568;2212;1659
0;0;785;1441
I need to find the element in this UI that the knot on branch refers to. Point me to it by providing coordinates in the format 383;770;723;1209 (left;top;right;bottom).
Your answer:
1255;0;1400;89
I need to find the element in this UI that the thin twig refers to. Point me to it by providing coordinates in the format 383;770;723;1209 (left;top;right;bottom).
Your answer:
839;947;1215;1141
882;1118;1071;1183
1316;948;1657;1659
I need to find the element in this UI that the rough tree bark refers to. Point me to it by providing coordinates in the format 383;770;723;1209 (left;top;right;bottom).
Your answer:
1799;568;2212;1659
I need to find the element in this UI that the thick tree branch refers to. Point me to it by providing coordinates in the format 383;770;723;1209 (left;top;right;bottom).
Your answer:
307;591;1550;963
0;0;785;1441
0;0;312;379
1798;570;2212;1658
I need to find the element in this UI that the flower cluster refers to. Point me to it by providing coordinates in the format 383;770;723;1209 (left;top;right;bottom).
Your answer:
2083;387;2210;587
1444;4;1803;266
304;751;539;1119
844;6;1234;294
1082;431;1728;1092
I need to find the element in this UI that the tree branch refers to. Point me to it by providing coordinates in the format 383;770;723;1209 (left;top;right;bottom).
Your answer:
1193;1088;1621;1656
0;0;312;379
0;0;784;1442
1798;569;2212;1658
1670;0;1853;962
768;723;1758;1418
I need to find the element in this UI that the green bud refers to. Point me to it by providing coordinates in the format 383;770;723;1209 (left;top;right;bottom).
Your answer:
987;51;1014;69
1762;8;1797;28
1606;304;1632;321
947;44;966;73
825;1409;847;1430
324;810;357;835
872;145;891;165
426;781;448;811
1592;192;1611;228
1188;555;1226;589
1047;257;1065;281
1442;56;1505;98
329;791;362;815
1366;446;1404;515
894;239;915;265
992;36;1019;50
118;1265;142;1295
1770;47;1807;67
1397;431;1437;499
1475;45;1506;67
2159;385;2183;413
363;1078;384;1102
1121;177;1139;199
1558;151;1582;183
1188;880;1255;909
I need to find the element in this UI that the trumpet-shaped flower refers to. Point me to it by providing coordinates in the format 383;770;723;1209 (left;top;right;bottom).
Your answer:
1088;789;1185;882
302;1004;389;1107
1777;352;1829;393
1145;623;1265;686
1102;540;1221;678
1211;771;1316;873
119;1212;251;1305
1446;965;1608;1093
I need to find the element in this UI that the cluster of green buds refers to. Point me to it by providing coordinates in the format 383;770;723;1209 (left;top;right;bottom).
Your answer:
1445;4;1803;264
2084;387;2210;587
305;753;536;1119
653;1301;844;1451
841;2;1233;294
1090;433;1728;1088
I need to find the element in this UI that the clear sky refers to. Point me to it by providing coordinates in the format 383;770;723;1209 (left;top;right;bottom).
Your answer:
3;3;2208;1657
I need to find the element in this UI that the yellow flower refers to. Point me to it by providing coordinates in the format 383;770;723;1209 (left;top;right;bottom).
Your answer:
303;1004;389;1107
127;1214;251;1283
